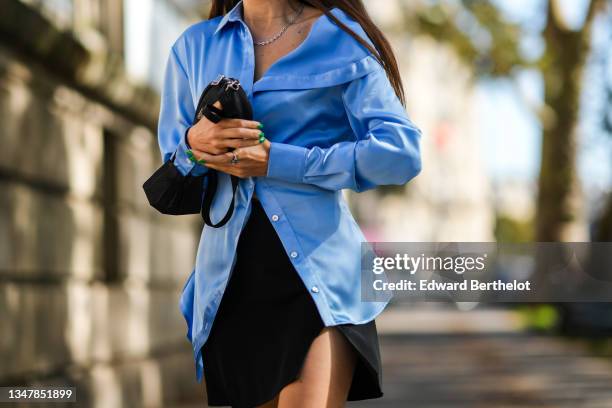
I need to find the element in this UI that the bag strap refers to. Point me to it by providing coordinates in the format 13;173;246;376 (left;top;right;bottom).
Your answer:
195;84;225;121
202;104;224;124
195;75;246;228
200;173;239;228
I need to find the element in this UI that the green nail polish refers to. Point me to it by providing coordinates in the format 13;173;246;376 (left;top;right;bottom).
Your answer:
259;132;265;138
258;123;264;129
186;150;194;157
198;159;206;165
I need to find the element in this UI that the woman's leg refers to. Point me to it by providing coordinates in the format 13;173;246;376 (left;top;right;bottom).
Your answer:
277;327;357;408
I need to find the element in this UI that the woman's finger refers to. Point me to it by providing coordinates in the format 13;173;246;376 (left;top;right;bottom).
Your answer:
208;151;235;165
218;118;262;130
221;138;262;149
217;127;263;140
190;150;229;165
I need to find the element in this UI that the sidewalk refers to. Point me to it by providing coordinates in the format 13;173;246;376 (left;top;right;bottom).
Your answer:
353;306;612;408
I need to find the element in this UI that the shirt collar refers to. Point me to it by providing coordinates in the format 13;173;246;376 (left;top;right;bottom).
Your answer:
213;0;244;35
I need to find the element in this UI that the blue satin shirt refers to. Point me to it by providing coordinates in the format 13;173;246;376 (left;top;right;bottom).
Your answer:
158;0;422;382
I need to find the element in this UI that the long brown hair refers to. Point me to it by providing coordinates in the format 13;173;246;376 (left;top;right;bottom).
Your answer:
209;0;406;106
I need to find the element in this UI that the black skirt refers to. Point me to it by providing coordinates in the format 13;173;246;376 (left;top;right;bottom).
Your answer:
201;198;382;407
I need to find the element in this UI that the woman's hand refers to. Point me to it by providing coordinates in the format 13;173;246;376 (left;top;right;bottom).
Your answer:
187;102;264;157
198;140;271;178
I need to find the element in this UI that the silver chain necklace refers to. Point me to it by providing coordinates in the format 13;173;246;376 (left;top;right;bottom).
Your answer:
253;4;305;47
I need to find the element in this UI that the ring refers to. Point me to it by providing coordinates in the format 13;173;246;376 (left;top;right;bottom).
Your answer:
231;151;240;165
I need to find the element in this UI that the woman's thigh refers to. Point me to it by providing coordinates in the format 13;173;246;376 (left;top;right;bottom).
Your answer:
275;327;357;408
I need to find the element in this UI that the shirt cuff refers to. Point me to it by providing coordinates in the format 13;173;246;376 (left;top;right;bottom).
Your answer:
173;128;197;176
184;126;193;149
266;142;307;184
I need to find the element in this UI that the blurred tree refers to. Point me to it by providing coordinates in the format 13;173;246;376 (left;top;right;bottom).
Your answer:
596;199;612;240
595;33;612;242
494;215;534;242
402;1;525;76
536;0;606;242
399;0;608;242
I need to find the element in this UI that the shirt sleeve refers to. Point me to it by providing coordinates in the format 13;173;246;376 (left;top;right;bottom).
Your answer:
265;65;422;192
158;45;207;177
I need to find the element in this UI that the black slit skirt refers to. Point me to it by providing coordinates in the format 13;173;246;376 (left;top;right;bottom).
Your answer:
201;198;383;408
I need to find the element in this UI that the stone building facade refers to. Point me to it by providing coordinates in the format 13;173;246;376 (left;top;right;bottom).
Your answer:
0;1;204;406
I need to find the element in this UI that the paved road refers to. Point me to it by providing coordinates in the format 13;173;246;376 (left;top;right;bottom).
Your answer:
174;308;612;407
352;332;612;408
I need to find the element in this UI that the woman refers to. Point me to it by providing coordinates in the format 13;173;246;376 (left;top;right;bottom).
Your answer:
158;0;422;406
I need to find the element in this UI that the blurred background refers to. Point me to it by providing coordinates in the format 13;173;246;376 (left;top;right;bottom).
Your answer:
0;0;611;407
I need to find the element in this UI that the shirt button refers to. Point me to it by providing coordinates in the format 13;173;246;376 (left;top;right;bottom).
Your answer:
271;214;279;222
311;286;319;293
290;251;298;259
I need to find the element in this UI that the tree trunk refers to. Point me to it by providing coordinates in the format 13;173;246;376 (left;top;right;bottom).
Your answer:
596;195;612;241
535;0;600;241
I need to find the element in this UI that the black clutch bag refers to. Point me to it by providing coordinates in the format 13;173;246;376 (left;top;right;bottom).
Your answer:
142;75;253;227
